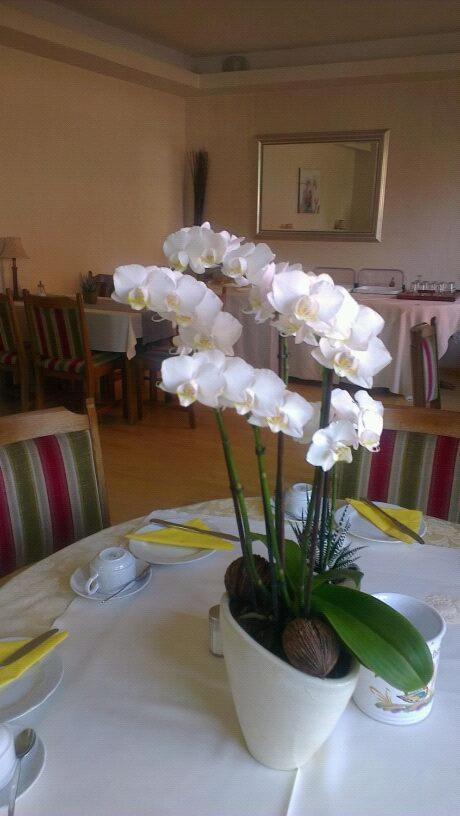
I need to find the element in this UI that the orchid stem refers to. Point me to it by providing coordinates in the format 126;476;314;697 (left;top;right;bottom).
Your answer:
252;426;293;614
275;335;289;567
214;409;267;602
303;367;334;617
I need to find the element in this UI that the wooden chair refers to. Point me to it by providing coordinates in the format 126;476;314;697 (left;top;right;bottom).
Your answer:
410;318;441;408
0;289;30;411
313;267;356;289
0;399;109;577
135;340;196;428
336;407;460;521
23;291;123;410
356;268;404;288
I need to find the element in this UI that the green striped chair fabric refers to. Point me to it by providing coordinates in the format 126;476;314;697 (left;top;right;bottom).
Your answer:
0;430;104;577
336;429;460;522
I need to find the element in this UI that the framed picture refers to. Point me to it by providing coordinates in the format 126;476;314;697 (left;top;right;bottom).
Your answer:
297;169;320;214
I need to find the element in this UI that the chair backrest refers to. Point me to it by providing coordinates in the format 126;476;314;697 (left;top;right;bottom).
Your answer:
336;407;460;522
357;268;404;288
23;292;91;366
410;318;441;408
93;274;114;298
0;399;109;577
0;289;23;357
313;267;356;288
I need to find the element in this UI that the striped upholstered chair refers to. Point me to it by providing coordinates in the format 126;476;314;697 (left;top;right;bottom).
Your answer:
23;292;123;410
0;289;30;411
336;407;460;522
0;400;109;578
410;318;441;408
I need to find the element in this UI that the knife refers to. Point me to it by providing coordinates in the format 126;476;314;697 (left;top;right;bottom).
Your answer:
359;498;425;545
0;628;60;669
147;517;240;543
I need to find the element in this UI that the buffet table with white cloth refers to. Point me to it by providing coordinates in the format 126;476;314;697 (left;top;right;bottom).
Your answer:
225;288;460;397
0;498;458;816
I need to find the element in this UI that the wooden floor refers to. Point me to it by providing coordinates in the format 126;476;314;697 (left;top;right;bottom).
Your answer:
1;371;459;525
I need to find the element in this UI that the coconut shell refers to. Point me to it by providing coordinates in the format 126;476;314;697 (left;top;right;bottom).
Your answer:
224;555;271;603
282;617;341;677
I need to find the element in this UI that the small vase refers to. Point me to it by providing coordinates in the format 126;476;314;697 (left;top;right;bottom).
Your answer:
220;594;359;770
83;290;98;305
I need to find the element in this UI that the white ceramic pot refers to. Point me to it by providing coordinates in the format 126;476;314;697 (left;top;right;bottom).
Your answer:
220;594;359;770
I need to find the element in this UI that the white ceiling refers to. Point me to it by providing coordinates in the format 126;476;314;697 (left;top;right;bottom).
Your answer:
51;0;460;58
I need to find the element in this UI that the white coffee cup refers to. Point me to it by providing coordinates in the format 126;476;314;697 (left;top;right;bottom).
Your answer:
0;725;16;790
353;593;446;725
84;547;137;595
284;483;312;519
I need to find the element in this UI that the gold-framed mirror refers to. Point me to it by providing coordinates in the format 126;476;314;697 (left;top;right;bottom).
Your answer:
256;129;389;242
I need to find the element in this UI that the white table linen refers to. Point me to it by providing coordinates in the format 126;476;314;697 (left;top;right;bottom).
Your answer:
225;288;460;397
0;498;459;816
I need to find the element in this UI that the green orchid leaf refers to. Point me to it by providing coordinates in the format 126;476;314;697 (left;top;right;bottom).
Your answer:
311;584;433;692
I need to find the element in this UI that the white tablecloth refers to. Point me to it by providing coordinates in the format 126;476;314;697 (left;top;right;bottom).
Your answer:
0;498;458;816
225;289;460;397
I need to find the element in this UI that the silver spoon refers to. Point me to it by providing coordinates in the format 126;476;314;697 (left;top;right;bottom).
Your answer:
8;729;36;816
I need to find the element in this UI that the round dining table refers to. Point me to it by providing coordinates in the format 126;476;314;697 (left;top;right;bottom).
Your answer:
0;498;459;816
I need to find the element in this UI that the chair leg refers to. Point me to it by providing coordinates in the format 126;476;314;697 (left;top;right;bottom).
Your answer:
187;404;197;429
35;366;45;409
149;371;158;404
136;364;144;421
20;366;29;412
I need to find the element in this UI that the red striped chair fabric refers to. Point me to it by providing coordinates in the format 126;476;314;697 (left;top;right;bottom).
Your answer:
0;352;18;366
37;351;121;373
0;429;104;577
336;429;460;522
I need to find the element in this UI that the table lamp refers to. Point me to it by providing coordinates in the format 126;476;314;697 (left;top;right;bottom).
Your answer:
0;237;29;300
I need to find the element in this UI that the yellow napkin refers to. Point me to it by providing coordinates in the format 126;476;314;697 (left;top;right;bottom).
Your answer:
129;518;233;551
0;631;68;690
347;499;423;544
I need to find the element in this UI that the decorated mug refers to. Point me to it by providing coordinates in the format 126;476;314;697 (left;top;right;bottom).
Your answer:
0;725;16;789
84;547;137;595
353;593;446;725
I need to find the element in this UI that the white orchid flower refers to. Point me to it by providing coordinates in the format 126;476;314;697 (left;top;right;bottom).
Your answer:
163;228;192;271
174;310;242;356
339;305;385;350
330;388;360;423
294;402;321;444
186;224;241;275
149;272;207;324
250;391;314;439
354;390;384;451
325;289;360;341
220;357;256;414
312;336;392;388
307;420;358;471
112;264;158;310
160;349;226;407
223;242;276;286
267;269;313;316
244;262;277;323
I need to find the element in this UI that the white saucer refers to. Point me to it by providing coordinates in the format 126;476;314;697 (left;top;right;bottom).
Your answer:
70;559;151;600
335;502;427;544
0;642;63;723
129;522;216;565
0;736;45;809
270;498;309;523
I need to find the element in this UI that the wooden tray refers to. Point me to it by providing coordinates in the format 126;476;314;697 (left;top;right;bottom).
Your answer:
397;291;458;302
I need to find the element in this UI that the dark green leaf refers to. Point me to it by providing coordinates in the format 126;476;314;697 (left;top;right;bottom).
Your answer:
311;584;433;692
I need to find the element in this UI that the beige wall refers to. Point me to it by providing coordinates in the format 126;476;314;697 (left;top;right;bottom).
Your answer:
187;79;460;284
0;45;186;294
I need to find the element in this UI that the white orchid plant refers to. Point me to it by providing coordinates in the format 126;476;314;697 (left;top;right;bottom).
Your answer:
113;222;432;690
